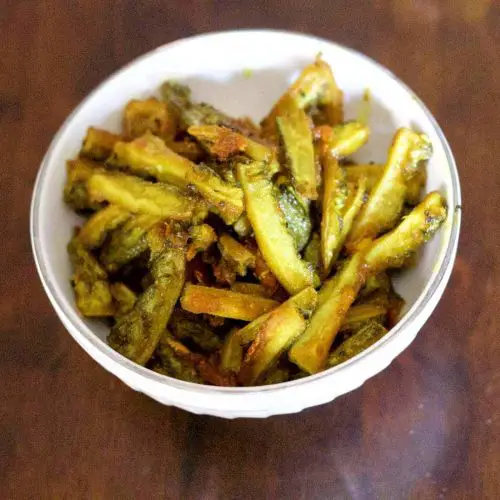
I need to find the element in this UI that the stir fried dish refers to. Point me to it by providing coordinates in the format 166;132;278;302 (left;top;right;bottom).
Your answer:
64;57;447;386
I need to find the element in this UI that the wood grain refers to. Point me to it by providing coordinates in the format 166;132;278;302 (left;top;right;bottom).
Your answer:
1;0;499;498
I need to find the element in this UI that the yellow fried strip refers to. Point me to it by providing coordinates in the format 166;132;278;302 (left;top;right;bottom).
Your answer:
78;205;130;249
87;170;206;221
180;284;279;321
289;252;368;373
237;161;318;295
112;133;243;224
276;94;317;199
238;302;307;385
365;191;447;274
347;128;432;248
218;233;256;276
81;127;122;161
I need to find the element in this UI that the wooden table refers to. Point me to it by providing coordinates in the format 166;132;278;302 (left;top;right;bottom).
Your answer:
1;1;499;498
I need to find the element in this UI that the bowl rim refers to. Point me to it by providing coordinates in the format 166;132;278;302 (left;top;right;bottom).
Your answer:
30;29;462;395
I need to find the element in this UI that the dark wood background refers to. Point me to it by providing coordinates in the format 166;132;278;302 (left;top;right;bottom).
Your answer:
1;1;499;498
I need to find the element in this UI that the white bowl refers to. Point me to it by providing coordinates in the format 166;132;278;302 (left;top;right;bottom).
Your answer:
31;30;461;418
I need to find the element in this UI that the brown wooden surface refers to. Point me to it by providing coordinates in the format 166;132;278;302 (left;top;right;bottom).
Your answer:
1;1;499;498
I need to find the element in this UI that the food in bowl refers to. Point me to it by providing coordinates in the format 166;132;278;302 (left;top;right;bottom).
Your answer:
63;56;447;387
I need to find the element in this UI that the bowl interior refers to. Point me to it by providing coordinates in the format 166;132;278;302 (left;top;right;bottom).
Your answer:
32;31;456;356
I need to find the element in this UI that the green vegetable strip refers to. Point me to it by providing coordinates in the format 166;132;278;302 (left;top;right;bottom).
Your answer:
237;161;318;295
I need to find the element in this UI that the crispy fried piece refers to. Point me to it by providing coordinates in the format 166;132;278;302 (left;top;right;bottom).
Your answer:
230;282;269;297
78;204;130;249
289;252;368;374
220;287;318;373
328;321;388;367
168;310;221;352
180;284;279;321
87;170;207;221
345;164;384;191
237;161;318;295
68;236;114;317
187;224;217;261
277;184;312;252
218;233;256;276
63;158;104;212
347;128;432;248
365;191;447;274
275;94;317;199
320;151;348;274
188;125;274;163
316;121;370;158
110;282;137;317
123;98;175;140
152;333;203;383
107;225;186;365
340;303;387;332
262;56;343;139
238;302;307;385
331;176;368;265
100;214;161;272
111;134;243;224
81;127;122;161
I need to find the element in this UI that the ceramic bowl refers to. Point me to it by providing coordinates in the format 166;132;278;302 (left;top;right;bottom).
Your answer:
31;30;461;418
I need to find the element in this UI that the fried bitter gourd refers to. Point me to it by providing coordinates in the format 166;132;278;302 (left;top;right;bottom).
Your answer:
87;170;207;221
328;321;388;367
262;56;343;139
365;191;447;273
68;236;114;317
277;184;312;252
180;284;279;321
289;252;368;373
111;133;243;224
237;161;318;295
78;204;130;249
100;214;161;272
220;287;318;373
276;94;317;199
347;128;432;248
107;225;186;365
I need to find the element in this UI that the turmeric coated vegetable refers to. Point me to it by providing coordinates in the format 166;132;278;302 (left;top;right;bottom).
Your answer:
365;191;447;273
68;236;114;317
262;56;343;139
100;214;161;272
64;57;448;386
276;94;317;199
289;252;368;373
220;287;318;373
239;301;307;385
180;284;279;321
237;161;318;295
328;321;388;367
320;150;347;274
78;204;130;249
111;133;243;224
87;170;207;221
123;98;175;140
347;128;432;248
81;127;122;161
107;225;186;365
